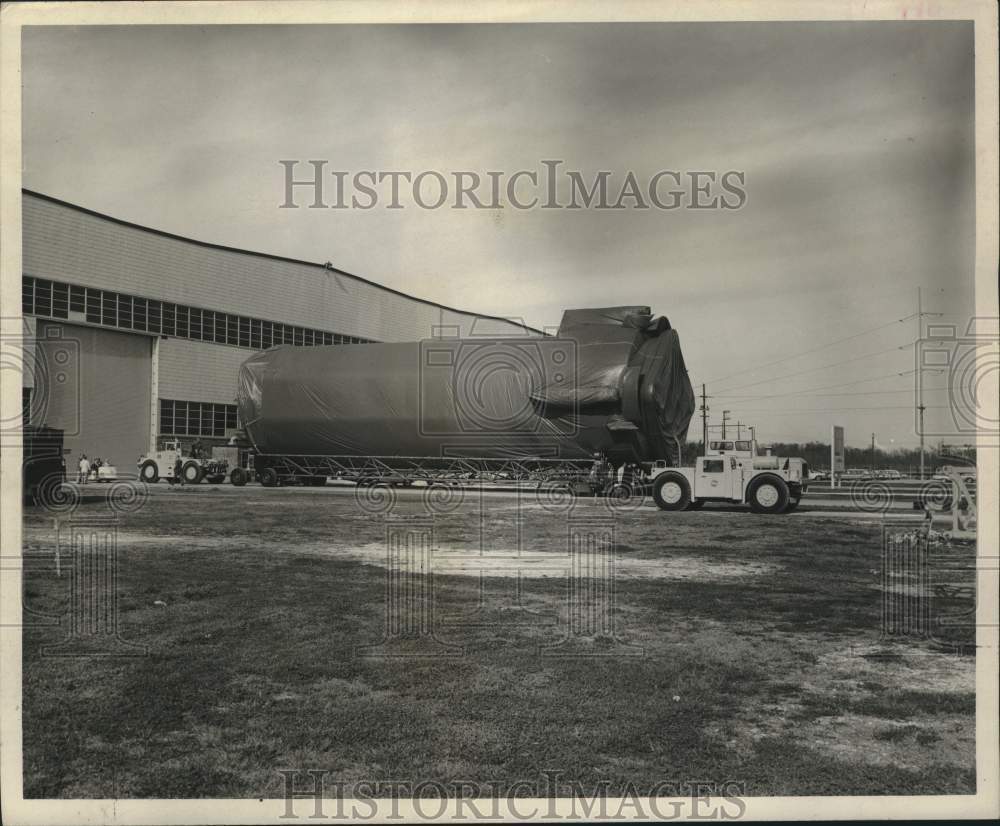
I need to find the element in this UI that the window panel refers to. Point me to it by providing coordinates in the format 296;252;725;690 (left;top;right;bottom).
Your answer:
225;405;237;430
227;314;238;346
69;285;86;313
162;303;176;336
160;400;174;435
189;308;202;340
174;401;187;435
118;294;133;329
251;319;262;350
102;292;117;326
239;317;250;348
323;332;333;345
52;282;69;318
175;306;189;338
214;312;227;344
148;300;162;334
133;297;147;331
22;277;34;315
187;403;200;436
34;280;52;317
86;289;101;324
293;327;303;346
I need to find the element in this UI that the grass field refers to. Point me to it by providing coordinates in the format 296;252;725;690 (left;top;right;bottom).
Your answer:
21;485;976;798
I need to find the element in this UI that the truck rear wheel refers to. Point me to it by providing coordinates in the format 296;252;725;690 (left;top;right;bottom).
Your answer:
652;473;691;511
182;461;202;484
139;461;159;484
260;467;279;487
748;475;790;514
230;467;248;487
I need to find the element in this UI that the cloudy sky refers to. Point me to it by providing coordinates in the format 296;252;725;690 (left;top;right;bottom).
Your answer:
22;22;976;448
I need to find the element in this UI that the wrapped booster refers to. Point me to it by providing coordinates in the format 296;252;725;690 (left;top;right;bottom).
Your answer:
237;306;695;464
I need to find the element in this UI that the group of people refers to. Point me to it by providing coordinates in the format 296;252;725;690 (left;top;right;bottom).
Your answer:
76;454;110;484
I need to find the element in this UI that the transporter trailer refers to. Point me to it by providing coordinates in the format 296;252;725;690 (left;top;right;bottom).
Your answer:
229;452;605;495
234;437;809;515
649;438;809;514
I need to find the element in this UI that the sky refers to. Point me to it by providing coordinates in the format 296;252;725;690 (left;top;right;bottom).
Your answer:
21;22;978;448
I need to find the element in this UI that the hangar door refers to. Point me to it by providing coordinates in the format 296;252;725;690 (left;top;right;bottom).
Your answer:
33;320;152;470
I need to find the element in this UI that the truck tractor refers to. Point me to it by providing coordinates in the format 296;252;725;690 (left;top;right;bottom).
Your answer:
649;438;808;514
137;440;229;484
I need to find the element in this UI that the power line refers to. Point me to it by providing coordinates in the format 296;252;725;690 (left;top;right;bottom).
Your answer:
712;369;917;399
701;315;917;386
713;343;909;395
716;386;949;400
724;405;950;414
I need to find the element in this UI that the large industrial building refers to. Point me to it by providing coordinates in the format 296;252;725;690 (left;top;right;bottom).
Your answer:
20;189;540;468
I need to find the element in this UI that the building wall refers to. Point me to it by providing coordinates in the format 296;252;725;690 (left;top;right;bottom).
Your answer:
157;338;250;405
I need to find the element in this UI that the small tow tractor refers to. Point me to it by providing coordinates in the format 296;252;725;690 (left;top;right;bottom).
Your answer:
649;438;809;514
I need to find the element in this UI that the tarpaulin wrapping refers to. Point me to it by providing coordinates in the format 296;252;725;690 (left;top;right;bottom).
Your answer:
237;306;695;463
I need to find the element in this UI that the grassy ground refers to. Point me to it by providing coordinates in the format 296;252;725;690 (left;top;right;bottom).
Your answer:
21;485;976;797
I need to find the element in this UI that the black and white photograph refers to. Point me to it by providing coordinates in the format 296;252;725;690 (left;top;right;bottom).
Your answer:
1;1;997;822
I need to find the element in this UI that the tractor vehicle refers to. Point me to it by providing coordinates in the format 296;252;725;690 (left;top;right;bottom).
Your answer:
137;440;229;484
649;438;808;514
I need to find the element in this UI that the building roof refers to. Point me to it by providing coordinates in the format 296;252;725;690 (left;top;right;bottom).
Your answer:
22;188;544;336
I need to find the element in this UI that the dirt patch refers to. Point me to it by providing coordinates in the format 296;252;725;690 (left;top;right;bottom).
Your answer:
25;527;776;583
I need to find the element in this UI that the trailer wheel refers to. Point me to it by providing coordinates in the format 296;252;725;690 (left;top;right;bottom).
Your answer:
748;475;790;514
652;473;690;511
230;467;248;487
139;461;159;484
260;467;279;487
182;461;202;484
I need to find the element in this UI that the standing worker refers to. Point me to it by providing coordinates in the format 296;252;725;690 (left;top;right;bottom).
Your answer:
77;454;90;485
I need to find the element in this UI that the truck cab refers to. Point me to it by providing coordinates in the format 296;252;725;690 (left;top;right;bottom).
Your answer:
650;438;808;514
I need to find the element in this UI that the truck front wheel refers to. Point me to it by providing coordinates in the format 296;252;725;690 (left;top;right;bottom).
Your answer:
748;475;790;514
182;461;203;484
230;467;248;487
652;473;691;511
139;461;159;483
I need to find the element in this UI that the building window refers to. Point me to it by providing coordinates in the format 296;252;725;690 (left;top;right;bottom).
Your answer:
22;279;34;315
35;279;52;317
162;303;176;336
52;282;69;318
160;398;238;438
69;285;86;313
22;275;369;351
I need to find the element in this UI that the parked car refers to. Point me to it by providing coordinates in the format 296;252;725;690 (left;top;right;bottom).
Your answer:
810;470;830;481
841;469;871;481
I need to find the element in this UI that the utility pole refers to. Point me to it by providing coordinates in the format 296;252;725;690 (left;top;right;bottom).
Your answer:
736;421;743;440
917;287;925;481
722;410;731;440
699;384;709;450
